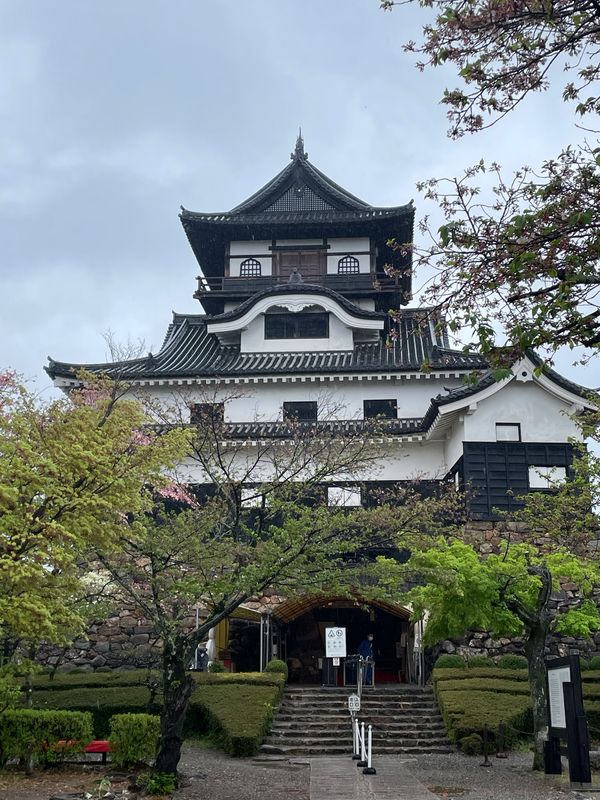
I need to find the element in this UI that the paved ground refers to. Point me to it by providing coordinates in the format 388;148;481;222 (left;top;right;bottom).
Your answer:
309;756;437;800
172;744;600;800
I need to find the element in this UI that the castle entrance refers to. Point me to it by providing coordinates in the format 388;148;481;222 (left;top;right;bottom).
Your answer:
272;597;413;684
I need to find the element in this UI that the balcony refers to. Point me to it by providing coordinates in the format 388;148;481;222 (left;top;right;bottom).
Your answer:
194;272;402;298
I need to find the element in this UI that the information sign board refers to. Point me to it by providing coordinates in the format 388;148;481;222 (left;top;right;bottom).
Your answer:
548;664;571;731
325;626;347;658
348;694;360;712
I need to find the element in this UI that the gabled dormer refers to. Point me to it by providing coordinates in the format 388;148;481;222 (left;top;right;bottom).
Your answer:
205;283;386;353
180;134;414;315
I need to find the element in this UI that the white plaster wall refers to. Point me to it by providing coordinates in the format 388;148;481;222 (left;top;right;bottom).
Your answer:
149;375;458;423
177;439;447;485
230;241;272;256
462;380;582;443
328;238;370;253
229;256;272;277
240;313;354;353
444;418;466;470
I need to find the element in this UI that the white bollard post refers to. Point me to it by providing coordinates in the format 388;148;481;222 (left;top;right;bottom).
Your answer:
357;721;367;767
363;724;376;775
352;715;360;760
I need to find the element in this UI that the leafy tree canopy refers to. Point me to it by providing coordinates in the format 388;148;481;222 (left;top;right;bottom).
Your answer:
0;371;189;646
381;0;600;364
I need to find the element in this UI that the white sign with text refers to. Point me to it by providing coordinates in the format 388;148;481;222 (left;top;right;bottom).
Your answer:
325;626;347;658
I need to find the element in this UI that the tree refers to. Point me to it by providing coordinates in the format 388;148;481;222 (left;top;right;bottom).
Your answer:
0;371;188;651
90;393;465;778
377;447;600;769
381;0;600;364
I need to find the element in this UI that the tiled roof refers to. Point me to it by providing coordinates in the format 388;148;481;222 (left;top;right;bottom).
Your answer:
223;418;424;440
180;137;413;224
47;309;486;381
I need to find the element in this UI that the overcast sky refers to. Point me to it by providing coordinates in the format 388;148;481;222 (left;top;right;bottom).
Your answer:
1;0;596;397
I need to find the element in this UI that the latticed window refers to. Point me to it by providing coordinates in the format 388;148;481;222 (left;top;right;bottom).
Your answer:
240;258;262;277
337;255;360;274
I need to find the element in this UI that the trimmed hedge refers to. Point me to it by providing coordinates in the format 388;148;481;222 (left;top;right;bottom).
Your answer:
467;656;495;668
31;686;157;737
109;713;160;766
265;660;288;681
0;709;92;766
186;681;284;756
497;655;528;670
29;671;284;755
31;670;154;691
434;655;466;669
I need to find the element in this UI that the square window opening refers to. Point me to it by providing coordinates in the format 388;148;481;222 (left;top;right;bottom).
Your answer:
328;486;362;507
283;401;318;423
495;423;521;442
528;465;566;489
265;312;329;339
364;399;398;419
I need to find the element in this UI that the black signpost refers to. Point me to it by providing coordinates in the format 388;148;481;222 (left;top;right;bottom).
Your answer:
545;654;593;789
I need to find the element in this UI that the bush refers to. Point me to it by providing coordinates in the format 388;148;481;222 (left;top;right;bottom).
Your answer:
434;654;466;669
94;666;113;673
141;772;177;795
208;660;226;673
468;656;495;668
31;686;156;737
186;682;282;756
264;659;288;681
32;669;154;691
0;709;92;767
498;655;528;670
588;656;600;671
459;733;483;755
109;713;160;766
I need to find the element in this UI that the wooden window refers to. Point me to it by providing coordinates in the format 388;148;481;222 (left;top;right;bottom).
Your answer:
190;403;224;424
275;249;325;281
364;399;398;419
239;258;261;277
528;465;566;489
283;401;317;422
265;312;329;339
496;423;521;442
328;486;362;507
338;255;360;274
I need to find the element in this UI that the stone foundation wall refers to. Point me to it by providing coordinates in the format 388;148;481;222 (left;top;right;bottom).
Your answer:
33;522;600;672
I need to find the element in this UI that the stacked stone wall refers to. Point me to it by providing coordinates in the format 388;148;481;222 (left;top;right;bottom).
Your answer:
33;522;600;671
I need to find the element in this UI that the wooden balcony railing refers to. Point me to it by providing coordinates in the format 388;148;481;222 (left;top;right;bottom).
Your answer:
195;273;402;296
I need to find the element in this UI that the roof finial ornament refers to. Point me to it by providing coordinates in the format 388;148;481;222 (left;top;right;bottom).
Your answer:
291;128;307;161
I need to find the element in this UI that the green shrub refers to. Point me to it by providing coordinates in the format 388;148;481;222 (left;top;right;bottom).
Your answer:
588;656;600;671
434;654;466;669
459;733;483;755
264;659;288;680
141;772;177;795
439;678;529;696
32;669;154;691
186;682;282;756
0;709;92;767
498;655;528;670
109;713;160;766
208;660;226;673
194;672;283;687
94;666;113;673
468;656;495;668
31;686;156;737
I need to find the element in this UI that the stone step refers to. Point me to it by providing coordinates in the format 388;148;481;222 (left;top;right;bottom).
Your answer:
270;720;446;730
260;743;454;756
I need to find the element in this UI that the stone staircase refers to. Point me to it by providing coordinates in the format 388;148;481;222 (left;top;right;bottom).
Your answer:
260;685;454;756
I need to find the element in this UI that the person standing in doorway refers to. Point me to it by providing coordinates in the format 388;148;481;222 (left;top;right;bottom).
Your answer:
358;633;374;685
